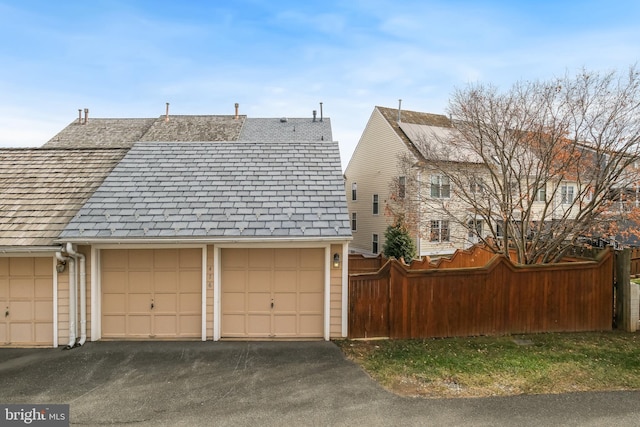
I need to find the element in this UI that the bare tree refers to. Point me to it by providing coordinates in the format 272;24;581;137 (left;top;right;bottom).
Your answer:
390;66;640;264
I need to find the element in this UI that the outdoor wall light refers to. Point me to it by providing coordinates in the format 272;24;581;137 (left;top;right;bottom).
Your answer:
333;253;340;268
56;261;66;273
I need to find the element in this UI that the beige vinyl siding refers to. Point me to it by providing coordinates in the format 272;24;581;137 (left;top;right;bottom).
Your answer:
344;108;415;254
329;244;343;337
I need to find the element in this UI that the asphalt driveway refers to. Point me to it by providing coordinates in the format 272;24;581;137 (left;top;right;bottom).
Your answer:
0;341;639;426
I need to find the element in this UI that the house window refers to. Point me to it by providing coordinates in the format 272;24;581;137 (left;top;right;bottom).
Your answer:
496;221;504;238
430;220;450;242
535;187;546;202
561;185;575;204
351;212;357;232
430;175;450;198
469;177;484;194
398;176;406;199
351;182;357;201
372;194;379;215
372;234;379;253
468;219;483;240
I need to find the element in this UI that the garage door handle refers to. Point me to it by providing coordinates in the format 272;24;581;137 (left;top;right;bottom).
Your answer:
151;302;154;309
4;308;8;318
270;301;274;309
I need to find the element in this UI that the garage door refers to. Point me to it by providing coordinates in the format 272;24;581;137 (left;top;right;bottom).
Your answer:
101;248;202;339
0;257;53;346
221;248;324;338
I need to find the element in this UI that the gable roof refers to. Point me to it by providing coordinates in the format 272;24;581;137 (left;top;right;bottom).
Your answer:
0;148;128;246
140;115;245;142
60;141;351;242
239;118;332;141
376;106;451;161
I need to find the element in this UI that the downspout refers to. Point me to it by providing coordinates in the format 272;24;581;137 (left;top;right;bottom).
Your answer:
66;243;87;346
59;248;77;349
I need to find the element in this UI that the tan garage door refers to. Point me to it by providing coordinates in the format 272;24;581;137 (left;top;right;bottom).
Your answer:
101;248;202;339
0;257;53;346
221;248;324;338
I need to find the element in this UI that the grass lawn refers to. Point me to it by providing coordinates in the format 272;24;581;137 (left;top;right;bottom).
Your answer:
336;331;640;398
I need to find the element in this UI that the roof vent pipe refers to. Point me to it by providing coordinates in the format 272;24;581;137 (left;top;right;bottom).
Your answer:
313;110;317;122
78;109;82;124
398;99;402;123
319;102;323;122
234;103;239;120
84;108;89;125
165;102;170;122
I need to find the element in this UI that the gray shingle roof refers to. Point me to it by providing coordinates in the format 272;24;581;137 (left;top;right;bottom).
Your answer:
239;118;332;142
60;141;351;241
44;118;156;148
44;115;246;148
0;148;128;246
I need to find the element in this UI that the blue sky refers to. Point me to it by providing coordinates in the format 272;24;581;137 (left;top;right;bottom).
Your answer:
0;1;639;168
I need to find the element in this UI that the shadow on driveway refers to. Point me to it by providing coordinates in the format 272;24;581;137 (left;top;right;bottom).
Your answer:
0;341;638;426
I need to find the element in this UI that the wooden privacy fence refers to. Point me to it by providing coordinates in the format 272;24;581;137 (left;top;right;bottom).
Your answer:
631;248;640;277
349;247;614;339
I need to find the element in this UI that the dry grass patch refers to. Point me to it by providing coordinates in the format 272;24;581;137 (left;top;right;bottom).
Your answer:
336;332;640;398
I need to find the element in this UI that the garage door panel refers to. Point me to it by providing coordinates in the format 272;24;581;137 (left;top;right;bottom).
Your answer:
101;249;202;339
0;258;8;275
154;315;177;336
102;294;125;313
34;258;51;276
0;325;6;343
221;270;246;291
154;250;178;269
222;314;245;335
300;271;323;292
10;258;33;276
10;279;34;298
10;301;32;321
248;293;270;312
222;293;245;311
155;293;177;312
300;249;324;268
128;315;152;335
9;323;32;343
179;293;200;312
274;293;296;312
102;271;127;292
274;249;298;268
222;249;247;268
35;278;52;298
299;293;323;312
274;314;297;335
154;272;177;292
102;316;125;336
178;271;201;291
248;271;271;292
299;315;323;336
248;315;270;335
34;301;52;321
179;315;201;336
129;250;153;268
101;250;127;269
129;293;151;313
34;323;53;343
274;271;297;292
249;249;273;268
179;249;202;268
128;271;152;292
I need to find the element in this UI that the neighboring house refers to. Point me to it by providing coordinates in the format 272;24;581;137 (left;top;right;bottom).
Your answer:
344;106;455;256
0;148;128;346
1;107;349;347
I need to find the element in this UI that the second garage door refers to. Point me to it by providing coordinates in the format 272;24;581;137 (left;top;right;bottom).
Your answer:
101;248;202;339
221;248;324;338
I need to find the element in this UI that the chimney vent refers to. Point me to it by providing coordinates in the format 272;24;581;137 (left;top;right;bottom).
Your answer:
319;102;323;122
78;109;82;124
313;110;317;122
398;99;402;123
165;102;170;122
234;103;239;120
84;108;89;124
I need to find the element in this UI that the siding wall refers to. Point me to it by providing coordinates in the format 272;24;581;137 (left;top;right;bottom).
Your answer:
344;108;414;254
329;243;343;337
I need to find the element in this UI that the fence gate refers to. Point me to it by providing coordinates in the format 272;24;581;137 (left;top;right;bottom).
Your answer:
348;273;390;339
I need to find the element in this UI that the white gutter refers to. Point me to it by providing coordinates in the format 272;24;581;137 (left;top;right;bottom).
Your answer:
57;236;353;246
65;243;87;347
1;246;63;254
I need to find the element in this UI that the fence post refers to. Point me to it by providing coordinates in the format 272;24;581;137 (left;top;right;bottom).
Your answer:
615;248;635;332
